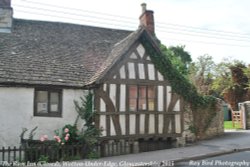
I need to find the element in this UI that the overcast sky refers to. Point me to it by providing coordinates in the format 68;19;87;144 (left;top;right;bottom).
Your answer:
12;0;250;64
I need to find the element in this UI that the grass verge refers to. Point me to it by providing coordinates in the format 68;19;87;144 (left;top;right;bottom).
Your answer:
224;121;242;129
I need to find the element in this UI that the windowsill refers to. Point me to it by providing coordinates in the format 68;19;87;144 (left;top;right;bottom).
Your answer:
34;113;62;118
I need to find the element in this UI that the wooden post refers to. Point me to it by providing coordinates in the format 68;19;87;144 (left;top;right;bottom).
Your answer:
7;147;10;162
2;147;5;161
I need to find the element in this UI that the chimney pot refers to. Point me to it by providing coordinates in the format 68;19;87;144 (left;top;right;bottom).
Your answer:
0;0;13;33
0;0;11;8
141;3;147;13
139;3;155;35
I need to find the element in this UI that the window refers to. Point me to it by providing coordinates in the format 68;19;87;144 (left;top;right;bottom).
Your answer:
129;86;137;111
34;89;62;117
129;85;155;111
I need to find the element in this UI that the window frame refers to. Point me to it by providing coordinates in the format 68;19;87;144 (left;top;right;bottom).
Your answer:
34;88;63;117
128;85;156;111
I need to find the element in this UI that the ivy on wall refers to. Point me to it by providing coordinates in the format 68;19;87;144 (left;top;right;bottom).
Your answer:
140;35;217;137
141;36;216;108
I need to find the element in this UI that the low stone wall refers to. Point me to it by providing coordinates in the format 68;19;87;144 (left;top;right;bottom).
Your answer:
183;99;224;143
203;99;224;139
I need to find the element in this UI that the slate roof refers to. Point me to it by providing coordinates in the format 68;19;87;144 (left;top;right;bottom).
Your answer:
0;19;133;88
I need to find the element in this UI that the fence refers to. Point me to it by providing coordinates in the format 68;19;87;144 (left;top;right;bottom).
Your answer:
0;144;87;164
0;140;139;164
0;138;174;164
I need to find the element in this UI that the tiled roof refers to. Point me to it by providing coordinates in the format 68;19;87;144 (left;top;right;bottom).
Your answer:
0;19;132;88
87;28;145;85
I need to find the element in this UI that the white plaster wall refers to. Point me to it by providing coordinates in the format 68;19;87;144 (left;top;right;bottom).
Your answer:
0;87;86;147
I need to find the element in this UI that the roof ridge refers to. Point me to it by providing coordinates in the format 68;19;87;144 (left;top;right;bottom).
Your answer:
13;18;133;33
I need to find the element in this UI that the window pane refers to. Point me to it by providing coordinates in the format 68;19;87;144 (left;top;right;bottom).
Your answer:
129;86;137;98
139;99;146;110
139;86;146;98
50;92;59;112
148;99;155;111
148;86;155;98
129;99;137;111
36;91;48;113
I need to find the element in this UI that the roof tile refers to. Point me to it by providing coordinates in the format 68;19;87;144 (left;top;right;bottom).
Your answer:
0;19;132;88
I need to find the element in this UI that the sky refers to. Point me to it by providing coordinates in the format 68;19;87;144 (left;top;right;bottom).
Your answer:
11;0;250;64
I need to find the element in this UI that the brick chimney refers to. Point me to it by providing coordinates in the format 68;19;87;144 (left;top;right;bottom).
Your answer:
0;0;13;33
139;3;155;35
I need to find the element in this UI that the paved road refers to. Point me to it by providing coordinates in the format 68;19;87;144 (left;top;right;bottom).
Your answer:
29;130;250;167
176;151;250;167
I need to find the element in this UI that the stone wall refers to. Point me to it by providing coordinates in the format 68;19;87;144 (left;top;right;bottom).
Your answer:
204;99;224;139
183;99;224;143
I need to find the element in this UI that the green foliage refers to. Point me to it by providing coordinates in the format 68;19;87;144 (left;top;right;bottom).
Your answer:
86;151;100;159
141;37;218;137
160;45;192;76
224;121;242;129
74;92;95;128
188;125;197;134
38;155;49;163
211;58;245;98
141;37;216;109
74;91;102;157
54;124;78;145
188;54;216;95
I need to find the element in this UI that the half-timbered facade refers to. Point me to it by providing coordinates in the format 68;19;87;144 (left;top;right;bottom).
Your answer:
94;39;184;141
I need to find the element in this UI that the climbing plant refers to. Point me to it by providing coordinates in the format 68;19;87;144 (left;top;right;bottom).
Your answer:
74;91;102;158
141;36;217;137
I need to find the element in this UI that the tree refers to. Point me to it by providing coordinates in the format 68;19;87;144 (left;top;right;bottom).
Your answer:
222;62;249;110
210;61;232;97
211;58;245;99
160;45;192;76
189;54;215;95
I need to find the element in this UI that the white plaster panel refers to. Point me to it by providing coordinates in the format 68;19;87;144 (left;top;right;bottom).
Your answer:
174;100;180;111
148;114;155;134
158;115;163;134
168;120;172;133
158;72;164;81
119;115;126;135
139;114;145;134
110;118;116;136
103;83;107;91
136;44;145;58
130;52;137;59
129;115;136;135
0;87;86;147
158;86;164;111
148;64;155;80
100;115;107;136
128;63;136;79
119;65;126;79
175;114;181;133
109;84;116;109
146;56;151;61
138;63;145;79
100;98;106;112
119;84;126;112
166;86;171;110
